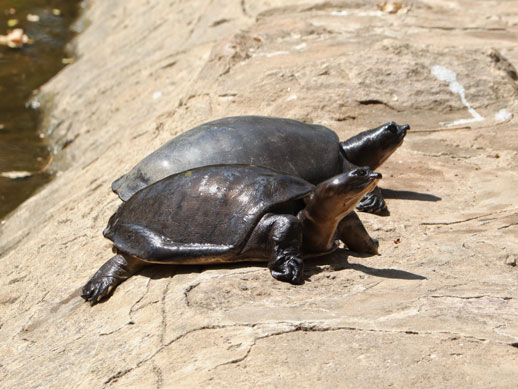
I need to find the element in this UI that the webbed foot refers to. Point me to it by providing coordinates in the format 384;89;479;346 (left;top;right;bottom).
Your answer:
354;237;379;255
82;276;119;305
356;189;386;215
337;211;379;255
81;253;145;305
269;255;304;284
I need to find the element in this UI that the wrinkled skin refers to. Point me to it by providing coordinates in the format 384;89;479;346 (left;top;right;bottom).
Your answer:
112;116;408;214
82;165;380;305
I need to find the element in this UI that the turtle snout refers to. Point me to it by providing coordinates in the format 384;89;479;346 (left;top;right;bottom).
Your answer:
399;124;410;135
370;172;382;180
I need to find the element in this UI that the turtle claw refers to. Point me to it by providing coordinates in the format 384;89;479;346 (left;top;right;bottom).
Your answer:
356;191;386;215
270;256;304;285
81;276;118;305
81;254;144;306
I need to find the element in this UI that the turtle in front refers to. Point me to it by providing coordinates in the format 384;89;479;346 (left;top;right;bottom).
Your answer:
82;164;381;304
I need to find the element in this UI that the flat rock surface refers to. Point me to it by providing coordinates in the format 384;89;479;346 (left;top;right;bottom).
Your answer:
1;0;517;387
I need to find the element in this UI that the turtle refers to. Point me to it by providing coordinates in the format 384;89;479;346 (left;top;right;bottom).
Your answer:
82;164;381;304
112;115;409;214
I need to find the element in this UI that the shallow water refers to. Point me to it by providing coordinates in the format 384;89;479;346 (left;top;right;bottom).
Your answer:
0;0;81;219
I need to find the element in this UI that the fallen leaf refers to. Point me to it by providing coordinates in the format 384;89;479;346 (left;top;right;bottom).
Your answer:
52;9;62;16
7;19;19;27
377;2;408;14
0;29;31;48
27;14;40;22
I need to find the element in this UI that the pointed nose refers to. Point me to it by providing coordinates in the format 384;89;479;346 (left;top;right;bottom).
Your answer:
370;172;382;180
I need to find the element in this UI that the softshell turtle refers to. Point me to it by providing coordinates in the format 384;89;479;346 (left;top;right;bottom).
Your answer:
112;116;408;213
82;164;381;304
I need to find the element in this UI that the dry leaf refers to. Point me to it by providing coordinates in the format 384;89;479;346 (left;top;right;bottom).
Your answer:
377;2;408;14
0;28;31;48
27;14;40;22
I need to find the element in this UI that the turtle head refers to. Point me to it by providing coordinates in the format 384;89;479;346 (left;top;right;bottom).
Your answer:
340;122;409;169
300;167;381;253
310;167;381;219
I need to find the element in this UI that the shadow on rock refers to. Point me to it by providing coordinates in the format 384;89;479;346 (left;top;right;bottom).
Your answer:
305;248;426;281
346;263;427;280
381;188;441;202
139;261;266;281
127;248;425;287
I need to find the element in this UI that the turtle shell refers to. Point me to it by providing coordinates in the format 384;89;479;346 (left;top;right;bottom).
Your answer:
104;165;313;263
112;116;343;201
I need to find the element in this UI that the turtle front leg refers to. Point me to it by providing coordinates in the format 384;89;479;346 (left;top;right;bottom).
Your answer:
356;186;386;215
81;253;145;305
269;215;304;284
243;213;304;284
336;211;379;255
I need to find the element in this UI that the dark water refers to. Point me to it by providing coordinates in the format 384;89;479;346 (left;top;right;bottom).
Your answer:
0;0;81;219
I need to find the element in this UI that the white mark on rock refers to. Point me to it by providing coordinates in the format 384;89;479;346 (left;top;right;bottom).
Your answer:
431;65;484;126
286;94;297;101
152;91;162;100
264;51;289;57
293;42;307;51
331;10;349;16
1;171;32;179
495;108;513;123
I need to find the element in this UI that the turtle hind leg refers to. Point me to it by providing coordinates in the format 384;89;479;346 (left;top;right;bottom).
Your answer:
356;186;387;215
337;211;379;255
81;253;145;305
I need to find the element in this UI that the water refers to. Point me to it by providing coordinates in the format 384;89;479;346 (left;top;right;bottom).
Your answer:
0;0;81;219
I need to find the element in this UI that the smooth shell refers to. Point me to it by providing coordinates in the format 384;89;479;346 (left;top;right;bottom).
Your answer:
105;165;313;261
112;116;343;201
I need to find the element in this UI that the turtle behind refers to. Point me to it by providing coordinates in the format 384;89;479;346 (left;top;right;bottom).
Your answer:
112;116;343;201
111;116;408;214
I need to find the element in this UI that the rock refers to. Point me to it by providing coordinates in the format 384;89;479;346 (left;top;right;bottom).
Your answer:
0;0;517;387
504;255;517;267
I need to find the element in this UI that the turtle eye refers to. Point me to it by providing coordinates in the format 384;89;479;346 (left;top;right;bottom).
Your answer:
355;168;367;177
386;123;398;134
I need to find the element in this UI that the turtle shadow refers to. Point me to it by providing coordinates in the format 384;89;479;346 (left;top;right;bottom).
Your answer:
139;261;266;281
381;188;441;202
136;249;425;284
303;248;426;281
373;207;390;217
